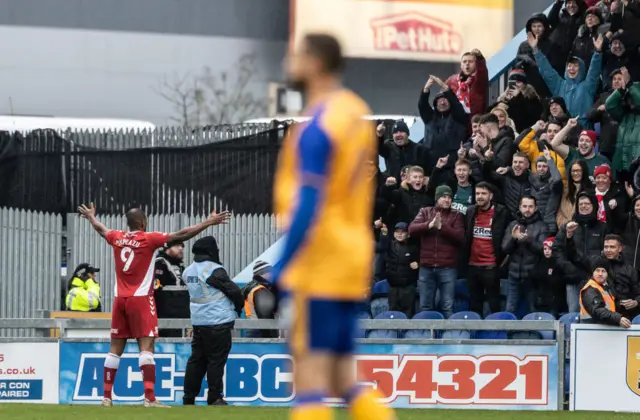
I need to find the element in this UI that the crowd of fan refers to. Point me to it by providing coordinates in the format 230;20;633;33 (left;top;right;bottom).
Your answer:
371;0;640;327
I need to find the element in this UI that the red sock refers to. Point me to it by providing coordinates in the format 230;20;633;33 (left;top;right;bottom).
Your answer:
140;364;156;401
103;367;117;400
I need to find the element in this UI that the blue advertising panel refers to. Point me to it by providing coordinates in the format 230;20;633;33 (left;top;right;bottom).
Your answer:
59;341;558;409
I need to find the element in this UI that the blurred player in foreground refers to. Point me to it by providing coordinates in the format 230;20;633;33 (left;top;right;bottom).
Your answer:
270;33;396;420
78;203;230;407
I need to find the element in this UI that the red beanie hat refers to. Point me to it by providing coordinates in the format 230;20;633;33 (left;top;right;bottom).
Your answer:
579;130;597;146
594;164;612;179
543;237;555;248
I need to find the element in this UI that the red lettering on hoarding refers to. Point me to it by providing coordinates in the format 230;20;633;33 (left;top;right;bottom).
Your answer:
356;354;548;405
370;12;463;55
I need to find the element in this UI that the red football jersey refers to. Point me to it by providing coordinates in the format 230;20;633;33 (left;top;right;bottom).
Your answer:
105;230;169;297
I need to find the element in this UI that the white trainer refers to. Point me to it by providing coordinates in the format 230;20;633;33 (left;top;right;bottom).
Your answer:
101;398;113;407
144;398;170;408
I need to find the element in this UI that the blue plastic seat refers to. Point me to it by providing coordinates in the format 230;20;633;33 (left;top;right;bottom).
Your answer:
404;311;443;339
522;312;556;340
370;280;390;318
633;314;640;325
441;311;481;339
367;311;406;339
559;312;580;360
476;312;516;339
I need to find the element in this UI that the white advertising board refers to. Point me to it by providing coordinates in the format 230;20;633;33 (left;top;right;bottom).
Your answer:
570;324;640;412
291;0;514;62
0;342;59;403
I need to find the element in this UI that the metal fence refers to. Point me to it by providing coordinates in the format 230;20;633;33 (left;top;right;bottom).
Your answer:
0;208;63;337
67;212;280;312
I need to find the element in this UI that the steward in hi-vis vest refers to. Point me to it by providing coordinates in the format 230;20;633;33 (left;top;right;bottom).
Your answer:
579;257;631;328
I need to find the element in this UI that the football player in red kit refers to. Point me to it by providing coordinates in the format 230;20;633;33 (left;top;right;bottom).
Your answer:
78;203;231;407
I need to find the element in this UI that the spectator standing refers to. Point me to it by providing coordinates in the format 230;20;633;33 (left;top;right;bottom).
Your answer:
557;160;594;227
542;98;583;147
516;13;558;96
571;6;608;70
593;164;628;232
428;155;475;215
418;75;468;171
490;104;518;136
601;34;640;91
495;69;544;132
587;68;626;161
463;182;512;315
387;166;433;226
154;241;189;338
502;196;549;315
409;185;465;318
461;114;487;182
65;263;101;312
479;113;516;169
530;237;567;317
242;261;277;338
378;223;419;318
602;234;640;320
554;191;608;311
620;185;640;269
548;0;589;65
606;79;640;174
528;31;603;127
551;118;611;180
445;49;489;130
579;257;631;327
483;151;533;219
376;120;427;180
531;147;565;235
515;120;567;183
609;0;640;50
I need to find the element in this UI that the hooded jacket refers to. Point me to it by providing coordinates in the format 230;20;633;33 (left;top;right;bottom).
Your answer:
377;234;419;287
606;82;640;172
502;210;548;281
529;157;564;235
553;192;608;287
548;0;588;59
191;236;244;314
571;8;608;71
534;49;602;127
601;33;640;92
418;88;468;171
517;13;563;94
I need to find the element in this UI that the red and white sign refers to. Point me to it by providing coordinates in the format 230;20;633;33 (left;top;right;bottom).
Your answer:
291;0;513;62
356;354;548;405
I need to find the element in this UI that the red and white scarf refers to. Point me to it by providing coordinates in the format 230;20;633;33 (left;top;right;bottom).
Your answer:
456;73;475;113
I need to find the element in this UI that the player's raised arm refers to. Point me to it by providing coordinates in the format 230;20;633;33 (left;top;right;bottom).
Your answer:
166;210;232;243
78;203;109;238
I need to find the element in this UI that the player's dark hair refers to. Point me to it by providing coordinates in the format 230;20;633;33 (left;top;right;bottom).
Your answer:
604;234;624;245
520;195;537;206
478;113;499;126
304;33;344;74
126;208;147;231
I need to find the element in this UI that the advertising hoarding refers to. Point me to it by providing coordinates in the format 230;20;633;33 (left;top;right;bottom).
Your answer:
291;0;514;62
59;341;557;409
570;324;640;412
0;342;59;403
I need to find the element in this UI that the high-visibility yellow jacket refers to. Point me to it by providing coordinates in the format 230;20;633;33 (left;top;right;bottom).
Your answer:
65;277;101;312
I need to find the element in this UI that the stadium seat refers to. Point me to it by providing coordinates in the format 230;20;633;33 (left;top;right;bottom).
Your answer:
441;311;480;339
403;311;444;339
354;312;371;339
370;280;390;318
453;278;470;314
476;312;516;340
560;312;580;360
633;314;640;325
523;312;556;340
368;311;406;339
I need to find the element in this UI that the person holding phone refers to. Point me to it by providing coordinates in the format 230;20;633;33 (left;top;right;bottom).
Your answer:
495;69;543;132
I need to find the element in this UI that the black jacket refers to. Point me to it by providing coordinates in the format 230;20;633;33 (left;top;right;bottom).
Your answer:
495;88;544;133
516;13;561;96
530;158;564;235
377;137;428;180
418;88;468;172
192;236;244;315
530;256;566;314
548;0;588;63
607;256;640;319
602;36;640;91
621;196;640;268
600;185;629;234
553;193;608;286
153;254;189;319
571;23;608;72
372;170;390;222
387;185;434;226
463;202;512;267
587;90;620;156
483;164;532;219
580;281;623;326
502;211;548;281
378;235;419;287
488;126;517;169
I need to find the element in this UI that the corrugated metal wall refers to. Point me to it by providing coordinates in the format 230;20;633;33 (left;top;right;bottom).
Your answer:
0;208;63;336
67;213;279;311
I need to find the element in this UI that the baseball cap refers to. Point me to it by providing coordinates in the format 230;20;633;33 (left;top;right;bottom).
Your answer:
73;263;100;277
